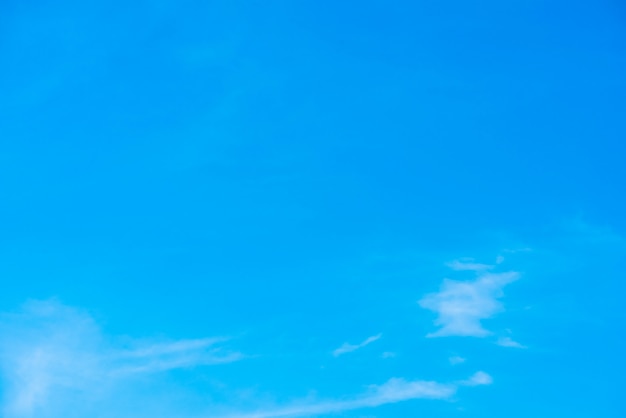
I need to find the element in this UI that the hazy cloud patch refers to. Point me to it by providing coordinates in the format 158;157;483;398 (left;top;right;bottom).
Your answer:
449;356;466;365
0;300;243;418
419;267;520;338
496;337;527;349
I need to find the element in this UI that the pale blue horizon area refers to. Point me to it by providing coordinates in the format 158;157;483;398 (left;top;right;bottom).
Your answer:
1;1;625;417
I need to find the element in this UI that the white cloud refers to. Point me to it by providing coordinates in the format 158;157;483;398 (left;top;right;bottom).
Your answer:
448;356;466;365
111;337;243;376
419;271;520;337
221;372;490;418
446;259;494;272
0;300;243;418
381;351;396;359
0;300;496;418
496;337;527;349
333;334;382;357
459;371;493;387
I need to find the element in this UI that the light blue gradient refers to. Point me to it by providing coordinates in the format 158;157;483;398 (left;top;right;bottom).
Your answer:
1;1;624;417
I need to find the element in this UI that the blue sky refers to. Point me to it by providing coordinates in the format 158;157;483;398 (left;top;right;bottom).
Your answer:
1;0;625;417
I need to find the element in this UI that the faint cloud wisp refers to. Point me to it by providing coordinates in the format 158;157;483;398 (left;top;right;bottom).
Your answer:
446;258;494;272
221;372;491;418
448;356;466;365
333;334;382;357
0;300;243;418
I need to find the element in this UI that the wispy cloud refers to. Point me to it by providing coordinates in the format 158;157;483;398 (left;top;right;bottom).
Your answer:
0;300;495;418
496;337;527;349
449;356;466;365
419;269;520;337
446;258;494;272
221;372;491;418
332;334;382;357
111;337;243;376
0;300;243;418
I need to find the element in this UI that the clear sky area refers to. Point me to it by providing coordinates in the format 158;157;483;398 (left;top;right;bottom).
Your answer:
1;1;625;417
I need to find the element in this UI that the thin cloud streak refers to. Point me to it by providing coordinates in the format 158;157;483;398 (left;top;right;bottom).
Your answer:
110;350;244;376
110;337;243;376
117;337;229;358
222;372;491;418
332;334;382;357
446;259;494;272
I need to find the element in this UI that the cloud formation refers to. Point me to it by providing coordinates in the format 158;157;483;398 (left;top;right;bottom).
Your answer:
419;270;520;337
332;334;382;357
460;371;493;387
222;372;491;418
496;337;527;349
0;300;243;418
446;258;494;272
0;300;495;418
111;337;243;376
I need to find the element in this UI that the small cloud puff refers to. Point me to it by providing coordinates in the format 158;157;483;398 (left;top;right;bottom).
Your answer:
496;337;527;349
459;371;493;387
419;269;520;338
